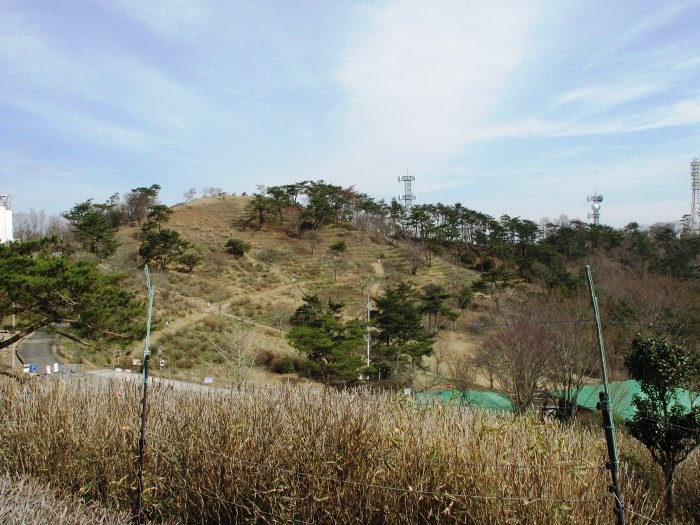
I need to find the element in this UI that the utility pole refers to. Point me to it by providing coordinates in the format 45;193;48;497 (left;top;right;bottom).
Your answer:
365;294;371;370
11;303;16;368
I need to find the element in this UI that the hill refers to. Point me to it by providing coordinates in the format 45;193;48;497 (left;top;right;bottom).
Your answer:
63;194;483;389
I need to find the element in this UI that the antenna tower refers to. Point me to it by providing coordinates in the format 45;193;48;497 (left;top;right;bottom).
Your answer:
587;193;603;226
691;158;700;234
398;172;415;211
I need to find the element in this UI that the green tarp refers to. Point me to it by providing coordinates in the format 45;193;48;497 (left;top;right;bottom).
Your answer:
415;390;513;412
416;381;697;420
571;380;697;420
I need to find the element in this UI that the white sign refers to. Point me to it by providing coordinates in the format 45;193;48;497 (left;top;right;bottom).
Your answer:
53;363;59;373
203;376;214;384
45;365;52;375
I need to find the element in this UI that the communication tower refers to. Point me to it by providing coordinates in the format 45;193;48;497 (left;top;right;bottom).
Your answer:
0;195;13;243
398;173;415;211
587;193;603;226
690;158;700;234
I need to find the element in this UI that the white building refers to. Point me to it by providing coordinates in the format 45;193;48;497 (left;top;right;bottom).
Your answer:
0;195;14;243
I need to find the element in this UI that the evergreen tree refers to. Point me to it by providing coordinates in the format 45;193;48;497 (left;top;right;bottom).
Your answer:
625;336;700;522
373;283;433;379
139;229;188;271
0;238;144;349
286;295;363;383
62;200;119;258
419;284;457;335
141;204;173;232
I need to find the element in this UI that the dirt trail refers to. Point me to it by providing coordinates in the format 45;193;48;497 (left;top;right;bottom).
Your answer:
368;260;385;297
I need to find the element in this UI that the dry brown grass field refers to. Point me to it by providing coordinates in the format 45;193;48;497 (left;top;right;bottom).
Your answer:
1;379;696;524
0;473;138;525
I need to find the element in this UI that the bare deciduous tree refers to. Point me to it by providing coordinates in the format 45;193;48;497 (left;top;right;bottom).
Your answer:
447;349;477;395
183;188;197;202
13;209;47;240
210;321;258;388
479;300;552;414
540;296;596;417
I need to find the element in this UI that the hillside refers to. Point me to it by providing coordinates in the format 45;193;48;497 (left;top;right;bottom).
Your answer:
72;194;484;389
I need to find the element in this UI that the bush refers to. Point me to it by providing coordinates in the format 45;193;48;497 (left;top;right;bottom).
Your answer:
329;240;347;253
225;238;251;257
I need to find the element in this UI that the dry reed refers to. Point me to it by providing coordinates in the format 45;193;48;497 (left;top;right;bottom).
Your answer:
0;473;134;524
0;379;692;524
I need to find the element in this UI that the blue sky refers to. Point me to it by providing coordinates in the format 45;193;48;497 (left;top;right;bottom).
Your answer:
1;0;699;226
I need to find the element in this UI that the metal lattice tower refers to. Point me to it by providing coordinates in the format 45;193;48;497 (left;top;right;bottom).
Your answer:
398;173;415;211
691;158;700;233
587;193;603;226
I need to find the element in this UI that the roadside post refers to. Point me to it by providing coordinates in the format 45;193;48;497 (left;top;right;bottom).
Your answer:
135;266;155;525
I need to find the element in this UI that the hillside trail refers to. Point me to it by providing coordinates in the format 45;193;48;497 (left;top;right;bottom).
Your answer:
368;260;385;297
153;261;324;342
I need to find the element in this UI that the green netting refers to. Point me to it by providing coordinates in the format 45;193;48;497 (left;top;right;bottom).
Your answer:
415;390;513;412
565;380;697;420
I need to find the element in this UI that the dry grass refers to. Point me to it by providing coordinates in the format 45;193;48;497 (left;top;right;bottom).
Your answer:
0;473;135;524
1;379;693;524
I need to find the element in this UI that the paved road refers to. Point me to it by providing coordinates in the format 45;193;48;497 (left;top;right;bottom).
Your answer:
17;330;81;376
87;369;229;393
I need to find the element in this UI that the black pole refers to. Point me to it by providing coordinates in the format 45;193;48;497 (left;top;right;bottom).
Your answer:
598;391;625;525
135;352;150;524
134;267;155;524
585;265;625;525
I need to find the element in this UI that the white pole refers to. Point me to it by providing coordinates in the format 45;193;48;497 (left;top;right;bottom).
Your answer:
11;303;15;368
365;294;371;368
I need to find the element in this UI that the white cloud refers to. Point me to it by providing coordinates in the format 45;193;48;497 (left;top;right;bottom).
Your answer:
0;7;216;153
329;0;539;194
336;0;536;153
105;0;210;36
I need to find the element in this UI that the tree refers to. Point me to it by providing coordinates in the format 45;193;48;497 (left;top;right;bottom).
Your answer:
305;230;322;255
447;350;477;397
539;295;597;418
183;187;197;202
402;241;426;275
419;284;457;335
141;204;173;232
126;184;161;224
202;186;224;197
0;238;144;350
286;295;364;384
373;283;433;381
225;239;251;258
323;253;349;281
625;336;700;522
246;194;273;227
62;200;119;258
139;229;188;271
210;320;258;388
479;300;552;414
455;284;474;311
13;209;47;240
179;250;203;273
329;240;347;254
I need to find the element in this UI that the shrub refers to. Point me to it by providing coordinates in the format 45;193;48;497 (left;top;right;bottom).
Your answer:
225;238;251;257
